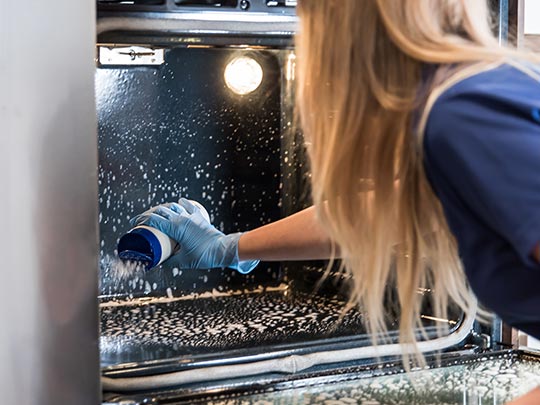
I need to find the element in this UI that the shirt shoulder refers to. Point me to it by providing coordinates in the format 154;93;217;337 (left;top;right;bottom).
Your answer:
423;63;540;266
425;64;540;149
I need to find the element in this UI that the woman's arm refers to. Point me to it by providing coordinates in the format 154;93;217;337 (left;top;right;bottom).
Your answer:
130;201;336;271
238;206;336;261
237;178;395;262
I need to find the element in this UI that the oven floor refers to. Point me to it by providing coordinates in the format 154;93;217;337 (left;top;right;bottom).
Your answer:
100;289;368;367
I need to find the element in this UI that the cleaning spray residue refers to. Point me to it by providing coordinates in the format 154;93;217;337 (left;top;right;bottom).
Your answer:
101;254;146;285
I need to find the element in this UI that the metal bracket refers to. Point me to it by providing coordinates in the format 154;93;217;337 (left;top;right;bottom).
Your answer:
98;45;165;66
267;0;297;6
469;331;492;350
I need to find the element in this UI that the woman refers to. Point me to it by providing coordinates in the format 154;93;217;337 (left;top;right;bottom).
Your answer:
132;0;540;402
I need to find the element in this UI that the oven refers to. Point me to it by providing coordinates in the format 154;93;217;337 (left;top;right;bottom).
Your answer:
93;1;540;404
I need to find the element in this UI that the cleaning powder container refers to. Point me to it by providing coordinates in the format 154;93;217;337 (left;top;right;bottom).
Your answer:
117;200;210;270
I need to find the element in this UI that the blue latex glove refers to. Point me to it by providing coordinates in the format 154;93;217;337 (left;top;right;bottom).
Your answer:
130;199;259;274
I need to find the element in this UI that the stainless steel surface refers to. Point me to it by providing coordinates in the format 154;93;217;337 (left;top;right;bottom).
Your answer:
518;0;525;47
96;12;298;36
497;0;509;44
518;0;540;50
0;1;100;404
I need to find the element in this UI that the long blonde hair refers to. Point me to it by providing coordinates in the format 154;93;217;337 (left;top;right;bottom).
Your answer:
296;0;518;361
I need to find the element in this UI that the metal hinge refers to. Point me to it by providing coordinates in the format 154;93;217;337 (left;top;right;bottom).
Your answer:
98;45;165;66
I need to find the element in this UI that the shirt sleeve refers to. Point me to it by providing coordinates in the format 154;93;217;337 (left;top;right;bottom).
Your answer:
424;83;540;267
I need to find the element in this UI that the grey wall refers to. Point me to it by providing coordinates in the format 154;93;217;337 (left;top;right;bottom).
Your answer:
0;1;100;404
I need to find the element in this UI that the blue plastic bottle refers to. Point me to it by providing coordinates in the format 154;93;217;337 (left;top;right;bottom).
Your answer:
117;200;210;270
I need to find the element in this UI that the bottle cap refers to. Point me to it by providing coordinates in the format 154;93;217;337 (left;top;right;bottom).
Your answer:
117;227;163;270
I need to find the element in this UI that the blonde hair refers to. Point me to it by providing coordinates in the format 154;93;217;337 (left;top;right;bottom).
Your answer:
296;0;525;364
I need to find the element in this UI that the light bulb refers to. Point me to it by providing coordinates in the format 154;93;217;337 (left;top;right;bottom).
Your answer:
224;56;263;95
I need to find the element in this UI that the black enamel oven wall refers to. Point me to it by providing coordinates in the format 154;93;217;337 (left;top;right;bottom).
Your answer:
96;46;310;298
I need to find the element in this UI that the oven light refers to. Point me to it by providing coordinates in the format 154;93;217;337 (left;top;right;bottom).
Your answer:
224;57;263;95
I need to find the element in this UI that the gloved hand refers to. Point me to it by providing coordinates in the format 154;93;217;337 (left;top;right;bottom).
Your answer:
130;198;259;274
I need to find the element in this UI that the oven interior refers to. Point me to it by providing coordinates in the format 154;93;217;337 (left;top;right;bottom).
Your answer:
96;1;530;403
97;39;466;357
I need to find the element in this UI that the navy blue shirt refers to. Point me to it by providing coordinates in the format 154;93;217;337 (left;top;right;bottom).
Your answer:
423;64;540;338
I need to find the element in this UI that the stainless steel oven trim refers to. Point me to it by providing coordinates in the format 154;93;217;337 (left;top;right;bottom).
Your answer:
97;13;298;37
